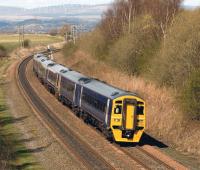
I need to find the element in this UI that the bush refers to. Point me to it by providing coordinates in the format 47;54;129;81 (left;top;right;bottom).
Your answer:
23;39;31;48
151;11;200;87
62;42;78;58
150;11;200;119
0;45;8;58
78;29;108;61
49;29;58;36
182;70;200;119
108;15;159;75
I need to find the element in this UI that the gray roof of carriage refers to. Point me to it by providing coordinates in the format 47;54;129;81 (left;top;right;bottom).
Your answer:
83;79;137;99
60;71;88;84
33;54;47;62
41;59;55;69
33;53;44;58
47;64;69;73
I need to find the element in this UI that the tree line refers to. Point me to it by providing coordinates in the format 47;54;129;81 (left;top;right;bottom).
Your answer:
65;0;200;120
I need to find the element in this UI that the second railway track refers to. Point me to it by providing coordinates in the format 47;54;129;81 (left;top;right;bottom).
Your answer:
17;55;115;170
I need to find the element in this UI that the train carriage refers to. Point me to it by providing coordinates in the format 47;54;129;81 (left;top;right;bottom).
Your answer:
46;64;69;95
58;71;89;108
33;54;47;76
37;60;55;84
81;80;145;143
33;52;146;143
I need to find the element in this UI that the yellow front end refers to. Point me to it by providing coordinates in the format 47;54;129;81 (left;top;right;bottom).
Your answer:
110;96;145;143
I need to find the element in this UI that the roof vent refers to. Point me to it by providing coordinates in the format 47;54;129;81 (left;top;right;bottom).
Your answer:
60;69;68;73
78;77;91;84
111;92;119;96
48;63;56;67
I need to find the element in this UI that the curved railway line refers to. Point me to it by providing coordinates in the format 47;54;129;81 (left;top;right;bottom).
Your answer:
16;52;188;170
17;55;115;170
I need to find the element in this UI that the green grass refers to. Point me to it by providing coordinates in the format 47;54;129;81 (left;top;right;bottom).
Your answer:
0;34;64;52
0;59;42;170
0;34;62;169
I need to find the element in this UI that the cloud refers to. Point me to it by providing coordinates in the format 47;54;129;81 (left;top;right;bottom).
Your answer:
0;0;113;8
183;0;200;7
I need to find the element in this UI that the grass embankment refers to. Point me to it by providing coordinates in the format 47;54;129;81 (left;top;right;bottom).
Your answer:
75;6;200;121
0;51;42;169
61;7;200;156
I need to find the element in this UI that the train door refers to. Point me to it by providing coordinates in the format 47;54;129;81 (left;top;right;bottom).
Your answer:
123;99;137;130
57;74;61;94
74;84;82;107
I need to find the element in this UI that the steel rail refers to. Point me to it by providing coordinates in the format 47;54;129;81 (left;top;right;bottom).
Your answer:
17;55;115;170
18;50;184;170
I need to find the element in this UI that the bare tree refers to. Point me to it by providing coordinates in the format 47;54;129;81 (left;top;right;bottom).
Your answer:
99;0;182;42
59;24;71;37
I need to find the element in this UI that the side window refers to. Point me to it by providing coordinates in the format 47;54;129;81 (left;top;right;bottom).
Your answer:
82;93;106;113
48;71;57;82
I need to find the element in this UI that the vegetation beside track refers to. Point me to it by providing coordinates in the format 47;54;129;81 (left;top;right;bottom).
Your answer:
63;2;200;120
61;0;200;158
0;55;42;169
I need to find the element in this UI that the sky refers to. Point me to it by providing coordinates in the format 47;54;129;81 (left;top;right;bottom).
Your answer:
0;0;114;8
183;0;200;7
0;0;200;9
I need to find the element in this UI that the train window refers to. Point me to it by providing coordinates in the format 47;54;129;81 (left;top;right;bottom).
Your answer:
116;100;122;104
136;106;144;115
48;71;57;83
114;105;122;114
82;93;106;113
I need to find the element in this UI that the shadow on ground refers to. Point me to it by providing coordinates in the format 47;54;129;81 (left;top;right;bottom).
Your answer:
119;133;168;148
0;115;28;127
0;114;50;169
139;133;168;148
11;162;39;170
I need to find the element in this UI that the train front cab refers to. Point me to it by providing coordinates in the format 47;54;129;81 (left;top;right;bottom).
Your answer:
110;95;145;143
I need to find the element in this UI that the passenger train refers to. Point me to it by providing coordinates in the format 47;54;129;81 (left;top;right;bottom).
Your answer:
33;53;146;143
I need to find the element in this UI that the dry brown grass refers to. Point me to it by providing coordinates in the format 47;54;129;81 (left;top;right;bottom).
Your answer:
54;50;200;156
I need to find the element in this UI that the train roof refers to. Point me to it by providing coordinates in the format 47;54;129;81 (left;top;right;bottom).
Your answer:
60;71;89;84
41;59;55;68
33;54;48;62
61;70;138;99
47;64;69;74
83;79;138;99
33;53;44;58
33;53;46;59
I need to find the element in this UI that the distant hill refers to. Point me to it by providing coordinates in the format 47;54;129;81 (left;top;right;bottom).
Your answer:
0;4;109;33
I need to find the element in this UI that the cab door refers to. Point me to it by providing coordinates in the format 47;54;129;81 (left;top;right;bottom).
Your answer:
123;99;137;130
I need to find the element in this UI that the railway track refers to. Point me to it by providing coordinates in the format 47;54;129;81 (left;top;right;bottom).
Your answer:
17;52;188;170
85;125;177;170
119;146;173;170
17;55;115;170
